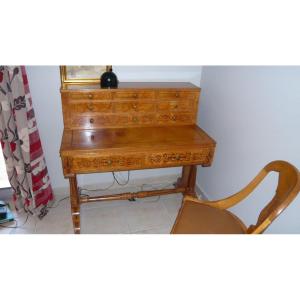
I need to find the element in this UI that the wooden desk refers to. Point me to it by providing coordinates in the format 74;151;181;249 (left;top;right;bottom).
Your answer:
59;82;216;233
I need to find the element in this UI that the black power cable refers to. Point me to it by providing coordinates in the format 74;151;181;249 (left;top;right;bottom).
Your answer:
112;171;130;186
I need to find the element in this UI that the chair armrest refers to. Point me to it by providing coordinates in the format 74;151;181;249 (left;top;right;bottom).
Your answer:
183;195;206;203
184;168;268;210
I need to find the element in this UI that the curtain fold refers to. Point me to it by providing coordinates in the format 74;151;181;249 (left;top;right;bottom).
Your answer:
0;66;53;212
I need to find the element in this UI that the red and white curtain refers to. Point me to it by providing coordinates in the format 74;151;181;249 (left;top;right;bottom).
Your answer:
0;66;53;212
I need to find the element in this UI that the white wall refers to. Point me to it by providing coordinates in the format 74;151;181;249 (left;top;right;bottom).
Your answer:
197;66;300;233
26;66;203;190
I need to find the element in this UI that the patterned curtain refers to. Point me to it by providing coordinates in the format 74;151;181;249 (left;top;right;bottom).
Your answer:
0;66;53;212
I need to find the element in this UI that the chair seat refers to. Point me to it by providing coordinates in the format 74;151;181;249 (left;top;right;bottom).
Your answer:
172;201;247;234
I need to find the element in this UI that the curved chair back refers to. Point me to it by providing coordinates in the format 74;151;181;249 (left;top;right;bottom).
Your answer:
248;160;300;233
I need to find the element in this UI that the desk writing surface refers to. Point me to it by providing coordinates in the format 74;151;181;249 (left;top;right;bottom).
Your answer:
60;125;216;154
60;125;216;175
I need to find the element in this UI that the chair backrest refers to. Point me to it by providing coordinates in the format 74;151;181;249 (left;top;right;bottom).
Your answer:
247;160;300;233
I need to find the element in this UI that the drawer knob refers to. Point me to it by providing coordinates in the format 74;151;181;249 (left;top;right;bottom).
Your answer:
88;94;93;99
132;117;138;123
87;103;94;111
132;104;138;110
175;92;179;97
176;154;180;160
107;159;112;165
133;93;138;98
90;118;94;124
171;115;176;121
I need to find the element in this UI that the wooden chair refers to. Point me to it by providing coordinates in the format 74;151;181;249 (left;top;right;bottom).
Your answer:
171;161;300;234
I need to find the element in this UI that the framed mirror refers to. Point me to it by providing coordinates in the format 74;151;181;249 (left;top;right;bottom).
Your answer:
60;66;108;85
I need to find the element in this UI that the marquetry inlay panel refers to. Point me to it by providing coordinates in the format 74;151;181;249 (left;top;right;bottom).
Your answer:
70;154;146;173
63;147;215;175
148;148;215;167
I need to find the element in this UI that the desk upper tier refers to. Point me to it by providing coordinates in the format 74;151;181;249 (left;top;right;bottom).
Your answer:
60;82;201;130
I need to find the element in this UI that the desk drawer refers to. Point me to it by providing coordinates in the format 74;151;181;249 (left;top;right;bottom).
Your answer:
63;148;214;174
157;100;194;112
147;148;214;167
157;113;195;125
115;101;156;113
70;154;145;173
70;114;129;129
69;101;113;113
70;114;157;129
129;114;156;125
112;91;155;100
158;91;197;101
65;91;111;101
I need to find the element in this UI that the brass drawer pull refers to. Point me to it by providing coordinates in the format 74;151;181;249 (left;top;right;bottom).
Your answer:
175;92;179;98
88;94;94;99
87;103;94;111
132;103;138;110
132;117;138;123
171;115;176;121
133;93;138;98
89;118;94;124
107;159;112;165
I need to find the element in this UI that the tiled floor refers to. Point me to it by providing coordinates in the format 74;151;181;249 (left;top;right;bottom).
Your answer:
0;185;183;234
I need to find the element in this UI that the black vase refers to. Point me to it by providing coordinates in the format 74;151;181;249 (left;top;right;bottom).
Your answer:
100;66;118;89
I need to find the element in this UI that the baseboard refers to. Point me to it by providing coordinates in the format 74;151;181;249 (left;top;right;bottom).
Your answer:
53;174;211;204
195;184;210;200
0;177;209;204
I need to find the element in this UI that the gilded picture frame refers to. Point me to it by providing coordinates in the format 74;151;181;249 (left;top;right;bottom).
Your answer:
60;66;108;85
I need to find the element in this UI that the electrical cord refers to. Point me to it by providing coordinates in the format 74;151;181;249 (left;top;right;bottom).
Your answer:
45;177;117;212
44;177;117;212
80;171;130;193
0;172;125;231
113;171;130;186
0;180;177;232
140;182;174;191
0;212;30;229
46;196;70;209
138;182;175;203
80;178;116;192
0;220;18;229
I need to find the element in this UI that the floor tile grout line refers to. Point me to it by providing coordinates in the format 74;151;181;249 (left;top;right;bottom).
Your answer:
128;222;173;234
160;194;183;223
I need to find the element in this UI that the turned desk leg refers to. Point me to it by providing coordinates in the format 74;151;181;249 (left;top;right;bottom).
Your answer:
176;165;197;197
69;176;80;234
185;165;197;197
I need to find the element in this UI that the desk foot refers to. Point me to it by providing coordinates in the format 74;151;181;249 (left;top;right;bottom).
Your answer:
72;211;81;234
74;227;81;234
69;176;81;234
